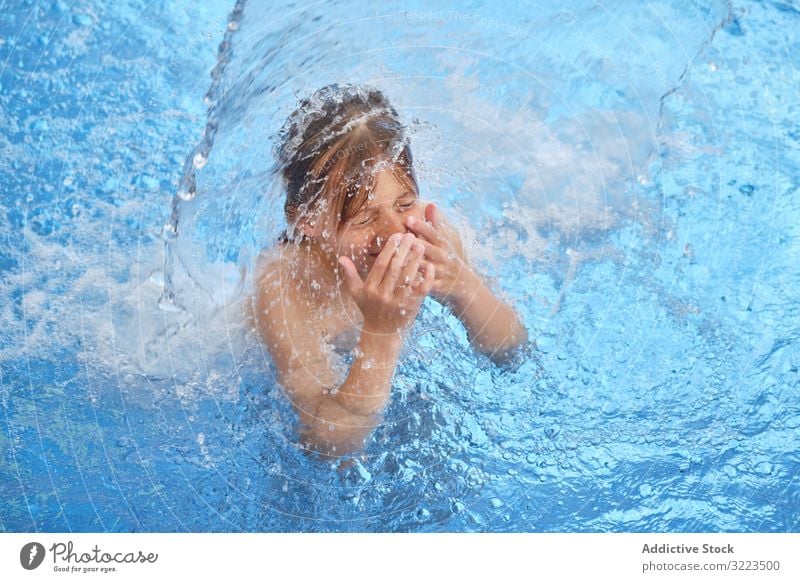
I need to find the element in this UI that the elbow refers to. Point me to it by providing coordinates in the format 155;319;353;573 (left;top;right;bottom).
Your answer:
488;322;530;367
300;430;366;460
298;400;379;460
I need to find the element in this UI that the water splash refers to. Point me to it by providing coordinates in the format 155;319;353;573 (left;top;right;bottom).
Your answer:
162;0;731;316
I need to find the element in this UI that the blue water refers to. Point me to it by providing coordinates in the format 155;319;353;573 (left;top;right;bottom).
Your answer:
1;0;799;532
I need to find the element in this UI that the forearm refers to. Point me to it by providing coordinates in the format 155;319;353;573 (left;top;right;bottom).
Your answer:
304;330;404;457
447;270;528;364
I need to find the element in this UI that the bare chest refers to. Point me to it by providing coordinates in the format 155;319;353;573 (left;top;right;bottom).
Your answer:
307;298;363;354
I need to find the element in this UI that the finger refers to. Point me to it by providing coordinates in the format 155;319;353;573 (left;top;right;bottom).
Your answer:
338;256;364;298
414;238;450;264
366;233;402;287
380;233;416;292
426;203;462;252
405;214;446;247
425;201;438;228
411;260;435;297
420;261;436;296
399;241;425;288
408;259;426;289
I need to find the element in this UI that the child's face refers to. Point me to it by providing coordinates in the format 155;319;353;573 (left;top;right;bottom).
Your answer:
332;168;426;277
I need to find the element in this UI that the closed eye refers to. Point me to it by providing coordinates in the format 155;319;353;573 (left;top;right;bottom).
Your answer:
351;214;374;226
397;194;417;210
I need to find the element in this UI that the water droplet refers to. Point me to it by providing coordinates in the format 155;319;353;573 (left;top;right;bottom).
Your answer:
72;13;92;27
192;152;207;170
52;0;68;14
149;269;165;288
755;461;773;475
30;118;48;133
157;293;184;313
177;185;195;201
161;221;178;239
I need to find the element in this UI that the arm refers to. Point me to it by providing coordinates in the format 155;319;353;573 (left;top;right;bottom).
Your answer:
444;268;529;365
256;233;434;458
406;203;529;365
306;330;405;457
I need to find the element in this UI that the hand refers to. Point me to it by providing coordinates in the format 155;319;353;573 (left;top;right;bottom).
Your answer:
405;203;474;306
338;232;435;336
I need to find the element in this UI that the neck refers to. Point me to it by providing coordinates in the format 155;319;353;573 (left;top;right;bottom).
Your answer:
299;237;346;294
290;238;361;320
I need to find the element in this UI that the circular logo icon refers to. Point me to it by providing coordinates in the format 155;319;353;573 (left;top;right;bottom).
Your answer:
20;542;46;570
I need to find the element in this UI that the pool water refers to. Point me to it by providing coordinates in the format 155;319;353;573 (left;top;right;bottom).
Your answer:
1;0;799;532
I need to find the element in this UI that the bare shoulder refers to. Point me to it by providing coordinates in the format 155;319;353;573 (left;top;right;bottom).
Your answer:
253;244;339;425
254;244;313;342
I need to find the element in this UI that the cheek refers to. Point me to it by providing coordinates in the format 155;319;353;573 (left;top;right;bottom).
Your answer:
337;232;370;256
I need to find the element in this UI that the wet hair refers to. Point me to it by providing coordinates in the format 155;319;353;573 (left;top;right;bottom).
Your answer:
273;84;418;243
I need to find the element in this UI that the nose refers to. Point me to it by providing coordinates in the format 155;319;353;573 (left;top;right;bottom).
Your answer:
373;212;409;249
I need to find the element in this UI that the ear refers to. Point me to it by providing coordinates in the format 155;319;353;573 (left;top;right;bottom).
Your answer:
296;219;317;238
295;209;327;238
